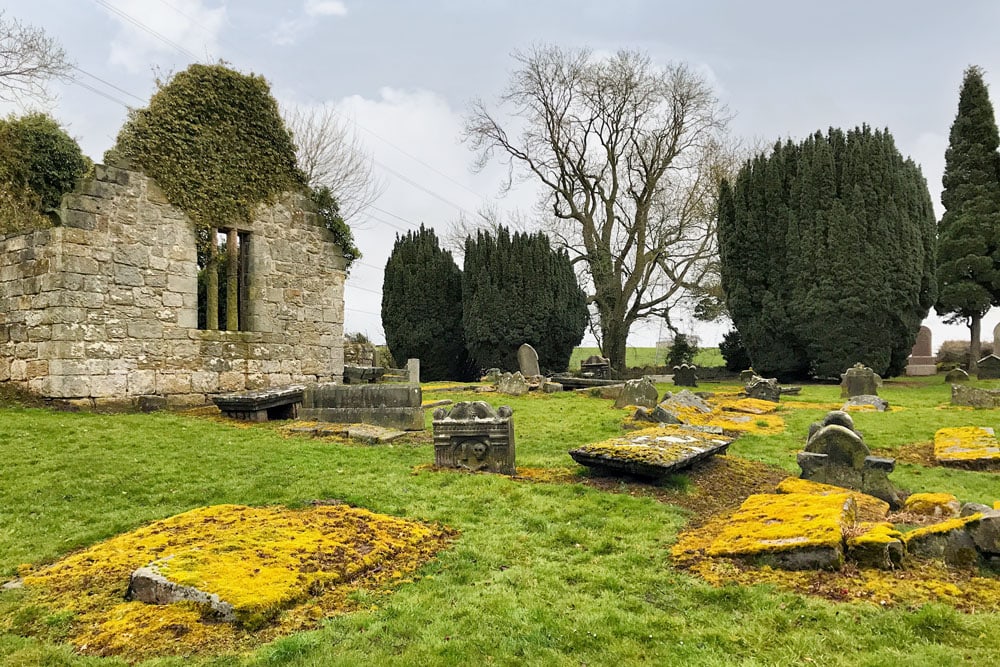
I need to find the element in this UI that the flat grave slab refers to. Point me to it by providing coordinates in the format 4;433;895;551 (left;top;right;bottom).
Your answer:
934;426;1000;469
212;385;305;422
568;425;732;478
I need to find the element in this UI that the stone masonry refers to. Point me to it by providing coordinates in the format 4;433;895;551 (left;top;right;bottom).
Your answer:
0;165;346;407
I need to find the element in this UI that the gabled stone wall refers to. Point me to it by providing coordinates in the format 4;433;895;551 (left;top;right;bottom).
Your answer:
0;164;346;407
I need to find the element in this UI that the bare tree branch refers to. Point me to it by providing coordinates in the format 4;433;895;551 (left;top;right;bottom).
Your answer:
465;45;733;369
0;11;72;103
283;103;385;223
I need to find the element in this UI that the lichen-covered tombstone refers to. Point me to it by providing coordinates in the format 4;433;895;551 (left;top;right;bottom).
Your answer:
432;401;515;475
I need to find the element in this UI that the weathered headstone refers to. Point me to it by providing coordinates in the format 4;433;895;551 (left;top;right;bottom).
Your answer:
433;401;515;475
517;343;541;377
994;322;1000;358
672;364;697;387
739;368;756;384
745;375;781;402
614;377;659;409
977;354;1000;380
905;326;936;376
797;410;901;508
945;368;970;383
497;371;530;396
840;363;880;398
580;355;611;379
952;383;1000;408
483;368;503;383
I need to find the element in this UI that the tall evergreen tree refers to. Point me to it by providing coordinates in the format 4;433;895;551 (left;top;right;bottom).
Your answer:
935;65;1000;374
462;227;588;373
382;225;471;381
719;127;936;379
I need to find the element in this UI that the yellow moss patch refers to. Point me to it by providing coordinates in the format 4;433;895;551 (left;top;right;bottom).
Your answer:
706;493;854;557
14;504;456;660
512;467;582;484
716;397;779;415
779;400;845;411
995;501;1000;511
846;522;903;548
933;426;1000;463
903;492;960;518
902;513;982;544
774;477;889;521
670;403;785;435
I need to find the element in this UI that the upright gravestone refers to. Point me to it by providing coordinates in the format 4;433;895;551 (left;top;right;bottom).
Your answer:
840;363;880;398
745;375;781;402
433;402;515;475
905;326;936;376
580;355;611;379
407;358;420;385
994;323;1000;358
672;364;697;387
517;343;541;377
977;354;1000;380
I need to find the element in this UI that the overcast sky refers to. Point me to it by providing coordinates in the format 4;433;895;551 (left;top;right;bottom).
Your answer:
6;0;1000;353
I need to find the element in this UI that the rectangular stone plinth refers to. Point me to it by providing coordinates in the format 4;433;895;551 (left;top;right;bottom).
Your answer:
301;383;424;431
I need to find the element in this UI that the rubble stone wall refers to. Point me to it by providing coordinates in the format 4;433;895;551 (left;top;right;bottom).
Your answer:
0;165;346;407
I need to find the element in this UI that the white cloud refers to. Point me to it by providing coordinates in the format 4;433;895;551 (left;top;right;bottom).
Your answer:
305;0;348;17
100;0;227;72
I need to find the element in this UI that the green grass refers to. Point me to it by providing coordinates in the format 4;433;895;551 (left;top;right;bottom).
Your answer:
569;346;723;370
1;377;1000;665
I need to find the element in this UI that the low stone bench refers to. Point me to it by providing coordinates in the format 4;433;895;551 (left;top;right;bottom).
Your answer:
212;385;305;422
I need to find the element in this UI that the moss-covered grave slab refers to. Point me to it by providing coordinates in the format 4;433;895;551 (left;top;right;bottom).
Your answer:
568;426;732;478
706;492;856;570
9;504;455;660
775;476;890;521
934;426;1000;469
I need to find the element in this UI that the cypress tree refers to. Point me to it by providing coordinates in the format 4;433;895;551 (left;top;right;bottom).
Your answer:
462;227;587;372
719;127;936;379
935;65;1000;374
381;225;471;381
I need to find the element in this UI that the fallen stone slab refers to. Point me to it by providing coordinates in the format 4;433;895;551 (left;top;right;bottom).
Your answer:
212;385;305;422
951;384;1000;408
842;394;889;412
345;424;408;444
933;426;1000;469
707;492;856;570
568;426;732;479
903;514;982;567
613;377;659;409
127;562;236;622
846;522;905;569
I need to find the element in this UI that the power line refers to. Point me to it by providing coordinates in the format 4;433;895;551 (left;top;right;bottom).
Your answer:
93;0;200;61
67;76;133;109
71;65;146;104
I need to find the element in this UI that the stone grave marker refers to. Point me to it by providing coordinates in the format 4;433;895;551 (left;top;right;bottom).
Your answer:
407;358;420;384
945;368;970;383
212;385;304;422
905;326;936;376
568;425;733;479
739;368;756;383
952;383;1000;408
840;363;880;398
580;355;611;379
745;375;781;402
672;363;697;387
613;377;659;409
934;426;1000;469
300;384;424;431
977;354;1000;380
433;401;515;474
497;371;530;396
797;410;901;508
517;343;541;377
994;322;1000;357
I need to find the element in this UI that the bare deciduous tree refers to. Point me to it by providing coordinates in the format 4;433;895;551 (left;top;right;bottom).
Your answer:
465;45;731;371
0;11;71;103
283;103;384;222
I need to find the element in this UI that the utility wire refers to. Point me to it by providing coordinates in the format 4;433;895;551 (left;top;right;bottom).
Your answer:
93;0;201;61
71;65;146;103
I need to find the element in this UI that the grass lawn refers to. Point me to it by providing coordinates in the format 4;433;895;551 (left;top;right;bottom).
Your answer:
569;346;723;370
1;375;1000;665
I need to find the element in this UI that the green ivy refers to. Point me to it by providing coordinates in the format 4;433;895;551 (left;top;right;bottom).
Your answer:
105;64;342;257
309;185;360;272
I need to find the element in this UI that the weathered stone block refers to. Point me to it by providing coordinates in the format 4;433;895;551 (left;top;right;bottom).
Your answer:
614;377;659;409
433;402;515;474
157;372;192;394
91;374;128;398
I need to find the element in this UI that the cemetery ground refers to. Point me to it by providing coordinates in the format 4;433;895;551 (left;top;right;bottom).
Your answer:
1;378;1000;665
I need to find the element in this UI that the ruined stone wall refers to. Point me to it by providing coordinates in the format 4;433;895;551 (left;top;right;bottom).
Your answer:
0;165;346;407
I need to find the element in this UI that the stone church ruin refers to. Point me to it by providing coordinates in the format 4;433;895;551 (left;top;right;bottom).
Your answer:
0;164;347;408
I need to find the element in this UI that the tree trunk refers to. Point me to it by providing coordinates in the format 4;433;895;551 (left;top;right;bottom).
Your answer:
601;318;629;376
226;228;239;331
206;227;219;330
969;314;982;375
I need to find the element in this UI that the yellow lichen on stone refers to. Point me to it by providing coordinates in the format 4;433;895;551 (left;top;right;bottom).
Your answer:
774;477;889;521
706;492;855;557
846;522;903;548
995;501;1000;511
902;513;982;544
576;426;730;466
15;504;456;660
903;492;960;518
933;426;1000;463
716;397;779;415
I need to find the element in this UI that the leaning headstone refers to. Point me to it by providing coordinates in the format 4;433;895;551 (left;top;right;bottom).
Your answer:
433;401;515;475
945;368;970;383
797;410;901;508
905;326;936;376
977;354;1000;380
613;377;659;409
660;389;712;415
580;355;611;379
745;375;781;402
738;368;756;384
672;364;698;387
840;363;880;398
517;343;541;378
497;371;530;396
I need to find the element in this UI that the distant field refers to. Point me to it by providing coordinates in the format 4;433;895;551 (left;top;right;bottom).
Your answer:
569;346;723;370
